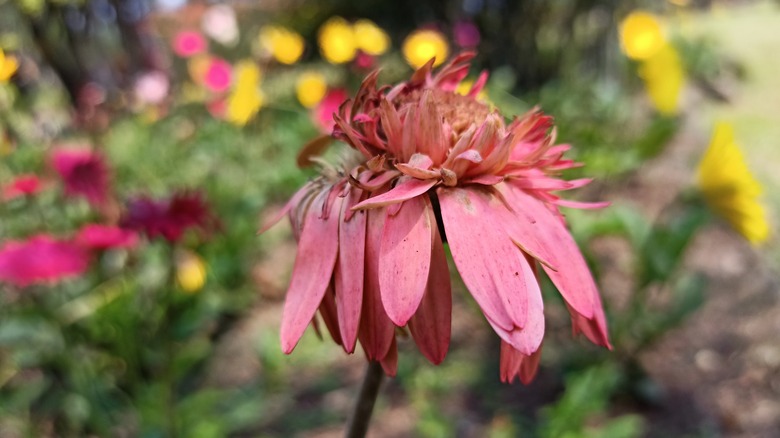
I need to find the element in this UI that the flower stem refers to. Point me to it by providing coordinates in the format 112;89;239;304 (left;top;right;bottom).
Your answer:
345;361;384;438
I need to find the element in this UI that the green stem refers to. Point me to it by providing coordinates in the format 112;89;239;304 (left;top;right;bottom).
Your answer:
345;361;384;438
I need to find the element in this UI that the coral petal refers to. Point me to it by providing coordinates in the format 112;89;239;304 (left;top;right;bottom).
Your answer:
409;221;452;365
335;189;367;353
380;196;433;326
438;187;531;331
358;207;395;360
379;337;398;376
500;341;543;384
352;178;436;210
280;192;340;354
319;287;343;346
505;186;596;319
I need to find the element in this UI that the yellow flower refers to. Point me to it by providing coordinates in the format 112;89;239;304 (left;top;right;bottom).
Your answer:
353;19;390;56
318;17;356;64
258;25;305;65
402;29;449;69
296;72;328;108
697;122;770;244
456;78;488;102
226;60;263;126
0;49;19;82
619;11;666;61
176;250;207;293
638;43;685;116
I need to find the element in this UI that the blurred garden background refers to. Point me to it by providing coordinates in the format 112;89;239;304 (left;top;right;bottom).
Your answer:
0;0;779;436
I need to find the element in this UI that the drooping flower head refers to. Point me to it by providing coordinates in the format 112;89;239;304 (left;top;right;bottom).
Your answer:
697;122;770;244
263;53;610;382
51;147;112;206
0;235;90;287
122;190;217;243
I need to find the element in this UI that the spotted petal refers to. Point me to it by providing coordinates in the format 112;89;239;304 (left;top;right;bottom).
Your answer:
379;196;433;326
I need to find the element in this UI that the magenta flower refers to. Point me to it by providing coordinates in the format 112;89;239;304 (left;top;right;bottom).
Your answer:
3;174;42;200
173;31;207;57
122;191;216;242
203;58;232;93
76;224;138;250
0;235;90;287
264;53;610;382
313;88;349;134
453;20;481;48
51;147;111;206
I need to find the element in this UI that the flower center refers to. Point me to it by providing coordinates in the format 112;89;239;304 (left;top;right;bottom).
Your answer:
397;88;492;135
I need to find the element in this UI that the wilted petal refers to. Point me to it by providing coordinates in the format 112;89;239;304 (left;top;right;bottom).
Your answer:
352;178;437;210
335;189;367;353
438;187;531;331
379;196;433;326
280;192;340;354
358;207;395;360
409;219;452;365
417;90;448;164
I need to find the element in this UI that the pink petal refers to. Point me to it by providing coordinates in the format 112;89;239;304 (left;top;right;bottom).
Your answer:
500;341;543;384
503;186;596;320
437;187;531;331
358;207;395;361
335;189;367;353
352;178;436;210
408;221;452;365
485;251;544;354
379;196;433;326
468;71;489;98
463;174;504;186
416;91;447;164
280;192;340;354
319;286;343;346
569;301;611;348
379;337;398;376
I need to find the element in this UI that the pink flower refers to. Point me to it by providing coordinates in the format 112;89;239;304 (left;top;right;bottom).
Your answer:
122;191;216;242
51;147;111;206
134;71;170;105
353;51;376;70
453;20;480;48
313;88;348;134
76;224;138;250
173;31;207;57
3;174;42;200
0;235;90;287
203;58;232;93
262;52;610;382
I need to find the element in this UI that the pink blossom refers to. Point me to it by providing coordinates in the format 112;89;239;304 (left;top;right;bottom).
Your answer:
0;235;90;287
76;224;138;250
3;174;42;200
122;191;216;242
262;53;610;381
313;88;348;134
203;58;232;93
50;147;111;206
173;31;207;57
453;20;481;48
134;71;170;105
